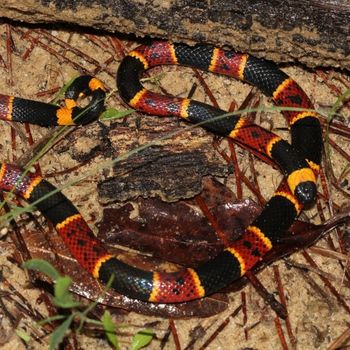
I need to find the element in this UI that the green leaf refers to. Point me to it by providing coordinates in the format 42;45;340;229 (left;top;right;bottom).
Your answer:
15;329;31;343
49;314;74;350
131;329;154;350
53;276;81;309
100;108;134;120
102;310;120;350
54;276;71;299
22;259;61;281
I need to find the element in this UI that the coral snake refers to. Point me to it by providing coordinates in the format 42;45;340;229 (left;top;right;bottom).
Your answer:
0;41;322;303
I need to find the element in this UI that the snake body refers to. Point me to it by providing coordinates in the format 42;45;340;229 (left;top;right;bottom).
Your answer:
0;41;322;303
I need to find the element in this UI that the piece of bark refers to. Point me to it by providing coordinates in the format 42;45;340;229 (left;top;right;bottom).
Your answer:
98;147;229;203
0;0;349;70
53;117;230;203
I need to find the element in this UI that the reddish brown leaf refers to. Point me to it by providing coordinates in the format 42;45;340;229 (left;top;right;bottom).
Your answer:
97;196;261;266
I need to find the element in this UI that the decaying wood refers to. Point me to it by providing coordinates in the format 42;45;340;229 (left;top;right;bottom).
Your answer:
0;20;350;350
54;118;229;203
0;0;349;70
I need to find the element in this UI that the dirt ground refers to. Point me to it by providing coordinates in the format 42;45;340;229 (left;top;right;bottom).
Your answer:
0;20;349;350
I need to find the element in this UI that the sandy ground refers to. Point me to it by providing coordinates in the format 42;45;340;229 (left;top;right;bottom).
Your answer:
0;20;349;350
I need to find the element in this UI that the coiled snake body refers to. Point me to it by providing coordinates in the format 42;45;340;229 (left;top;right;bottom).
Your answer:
0;41;322;303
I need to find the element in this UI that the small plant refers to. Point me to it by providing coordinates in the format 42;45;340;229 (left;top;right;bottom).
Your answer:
100;107;135;121
21;259;154;350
